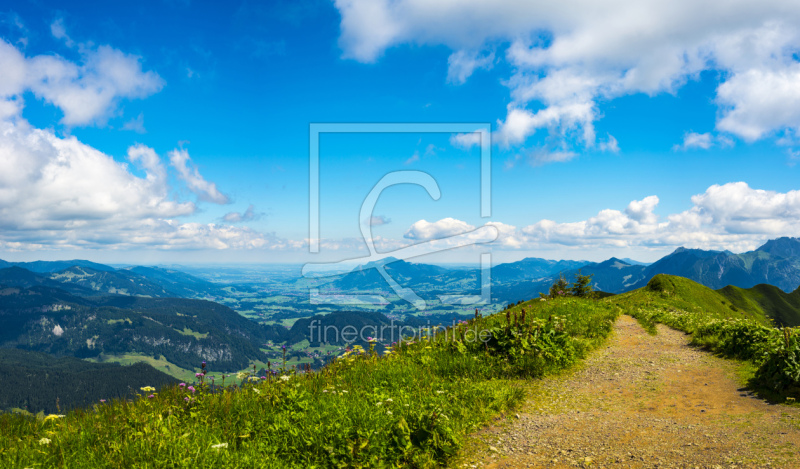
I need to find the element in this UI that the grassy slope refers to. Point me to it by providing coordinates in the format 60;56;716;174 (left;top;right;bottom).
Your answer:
609;273;772;326
718;283;800;327
0;297;619;468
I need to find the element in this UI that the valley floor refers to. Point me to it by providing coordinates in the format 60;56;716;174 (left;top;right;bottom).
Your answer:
457;316;800;468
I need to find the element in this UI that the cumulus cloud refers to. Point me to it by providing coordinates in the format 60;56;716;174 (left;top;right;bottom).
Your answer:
169;148;230;204
404;218;476;240
450;132;482;150
367;215;391;226
0;120;280;251
498;184;800;252
223;205;258;223
446;49;494;84
335;0;800;154
0;36;163;126
0;38;278;253
674;132;714;151
393;185;800;255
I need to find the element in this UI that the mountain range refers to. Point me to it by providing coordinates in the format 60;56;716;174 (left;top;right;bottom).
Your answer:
310;237;800;305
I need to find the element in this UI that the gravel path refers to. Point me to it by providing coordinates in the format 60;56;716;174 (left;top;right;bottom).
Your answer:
456;315;800;468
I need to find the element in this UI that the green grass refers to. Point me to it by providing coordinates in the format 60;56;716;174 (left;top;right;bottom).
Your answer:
86;353;197;383
174;327;209;339
0;297;619;468
609;274;800;399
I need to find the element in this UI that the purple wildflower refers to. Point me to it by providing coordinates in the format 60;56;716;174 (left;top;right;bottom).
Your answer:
148;394;155;399
195;372;203;378
179;383;186;388
188;386;196;393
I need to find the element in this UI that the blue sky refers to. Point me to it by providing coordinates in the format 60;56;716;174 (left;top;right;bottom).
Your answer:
2;0;800;265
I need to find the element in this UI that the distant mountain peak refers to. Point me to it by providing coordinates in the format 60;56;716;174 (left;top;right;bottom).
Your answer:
756;237;800;258
596;257;632;269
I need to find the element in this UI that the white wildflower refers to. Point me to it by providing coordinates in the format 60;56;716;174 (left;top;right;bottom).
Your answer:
279;375;291;382
211;443;228;450
38;438;51;445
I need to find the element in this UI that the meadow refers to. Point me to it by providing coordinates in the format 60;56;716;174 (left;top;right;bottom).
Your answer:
0;297;619;468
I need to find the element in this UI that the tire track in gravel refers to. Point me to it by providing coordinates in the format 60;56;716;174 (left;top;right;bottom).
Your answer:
456;315;800;468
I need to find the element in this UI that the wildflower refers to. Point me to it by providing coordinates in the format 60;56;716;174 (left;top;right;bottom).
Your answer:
179;383;186;388
322;389;328;393
279;375;291;382
44;414;66;421
195;373;204;379
188;386;196;393
260;376;267;380
184;397;190;402
236;372;248;380
140;386;156;392
99;399;106;403
436;390;445;394
211;443;228;450
252;388;261;395
148;394;155;399
202;361;207;366
386;411;393;415
385;398;393;402
38;438;51;445
376;402;382;406
341;390;348;393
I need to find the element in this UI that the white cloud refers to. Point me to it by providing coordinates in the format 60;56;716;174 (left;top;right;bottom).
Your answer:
598;134;619;153
450;132;482;150
169;148;230;204
446;49;494;84
122;112;146;133
223;205;257;223
404;151;419;165
50;18;74;48
0;37;163;127
404;218;475;240
0;34;283;254
335;0;800;154
367;215;391;226
716;66;800;141
674;132;714;151
0;119;284;252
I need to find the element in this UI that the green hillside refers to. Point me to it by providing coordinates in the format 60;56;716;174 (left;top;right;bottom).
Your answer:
0;296;620;468
718;283;800;327
614;273;800;327
0;348;177;414
610;274;772;325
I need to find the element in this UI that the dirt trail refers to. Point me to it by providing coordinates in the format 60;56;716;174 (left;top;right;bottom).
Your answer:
457;315;800;468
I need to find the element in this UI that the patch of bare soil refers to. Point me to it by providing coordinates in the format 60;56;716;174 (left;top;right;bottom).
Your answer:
456;315;800;468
